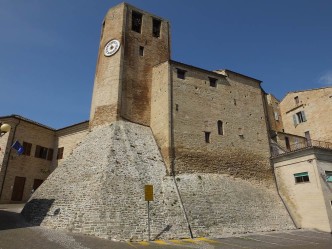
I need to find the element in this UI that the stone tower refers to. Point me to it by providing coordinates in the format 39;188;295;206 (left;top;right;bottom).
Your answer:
90;3;170;127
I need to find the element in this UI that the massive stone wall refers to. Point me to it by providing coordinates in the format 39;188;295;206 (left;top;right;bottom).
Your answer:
171;64;272;184
22;121;295;241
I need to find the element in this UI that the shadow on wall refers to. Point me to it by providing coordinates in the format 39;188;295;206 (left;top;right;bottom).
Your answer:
21;199;55;226
154;225;172;240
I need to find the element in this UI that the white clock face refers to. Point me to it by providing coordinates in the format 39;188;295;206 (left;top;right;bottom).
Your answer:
104;39;120;57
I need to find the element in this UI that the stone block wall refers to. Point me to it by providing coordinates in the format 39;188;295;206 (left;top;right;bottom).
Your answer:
22;121;295;241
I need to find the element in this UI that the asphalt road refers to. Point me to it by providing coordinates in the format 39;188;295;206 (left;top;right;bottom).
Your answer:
0;204;331;249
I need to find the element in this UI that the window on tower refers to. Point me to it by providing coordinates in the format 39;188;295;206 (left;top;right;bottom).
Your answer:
152;18;161;38
176;68;186;79
132;11;142;33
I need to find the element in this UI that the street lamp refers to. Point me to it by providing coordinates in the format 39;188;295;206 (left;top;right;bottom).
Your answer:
0;123;11;137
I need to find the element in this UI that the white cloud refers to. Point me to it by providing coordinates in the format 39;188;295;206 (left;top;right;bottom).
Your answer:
319;71;332;86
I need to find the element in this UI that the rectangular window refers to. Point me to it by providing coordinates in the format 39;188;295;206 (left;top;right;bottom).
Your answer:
139;46;144;56
47;148;54;161
274;112;279;121
209;77;217;87
217;120;223;135
35;145;48;160
204;132;211;143
152;18;161;38
294;96;299;105
176;68;186;79
294;172;310;183
293;111;306;125
132;11;142;33
326;171;332;182
22;142;32;156
57;147;64;160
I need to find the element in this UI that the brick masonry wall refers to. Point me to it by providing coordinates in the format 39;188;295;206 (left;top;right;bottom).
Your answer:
151;61;172;172
89;3;125;127
120;4;170;126
54;122;89;170
280;88;332;143
171;64;273;184
22;121;295;241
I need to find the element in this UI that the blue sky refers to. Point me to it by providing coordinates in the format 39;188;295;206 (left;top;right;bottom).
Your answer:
1;0;331;128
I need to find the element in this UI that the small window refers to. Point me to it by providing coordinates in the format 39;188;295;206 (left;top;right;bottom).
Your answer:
22;142;32;156
294;96;299;105
209;77;217;87
293;111;306;125
47;148;54;161
176;69;186;79
139;46;144;56
35;145;48;160
132;11;142;33
325;171;332;182
217;120;223;135
57;147;64;160
175;104;179;111
274;112;279;121
152;18;161;38
204;132;211;143
294;172;310;183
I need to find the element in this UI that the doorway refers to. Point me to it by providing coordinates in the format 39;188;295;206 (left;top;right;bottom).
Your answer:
11;176;26;201
33;179;44;191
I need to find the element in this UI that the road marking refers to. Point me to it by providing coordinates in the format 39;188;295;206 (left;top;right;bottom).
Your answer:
183;238;199;243
153;240;169;245
195;237;220;243
169;239;187;244
137;241;150;246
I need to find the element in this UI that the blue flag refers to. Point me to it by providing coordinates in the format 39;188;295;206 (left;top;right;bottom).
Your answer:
12;140;24;155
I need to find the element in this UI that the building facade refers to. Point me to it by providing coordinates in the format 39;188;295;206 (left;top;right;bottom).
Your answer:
0;115;88;203
266;88;332;232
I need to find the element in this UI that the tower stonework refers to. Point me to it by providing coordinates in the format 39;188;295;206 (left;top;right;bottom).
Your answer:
90;3;170;127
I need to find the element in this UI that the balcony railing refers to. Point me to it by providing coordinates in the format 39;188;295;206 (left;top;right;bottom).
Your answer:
272;139;332;157
288;139;332;151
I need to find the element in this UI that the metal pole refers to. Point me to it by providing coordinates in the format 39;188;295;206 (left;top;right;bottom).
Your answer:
147;201;150;241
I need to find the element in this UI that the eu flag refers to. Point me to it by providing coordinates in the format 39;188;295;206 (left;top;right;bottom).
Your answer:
12;141;24;155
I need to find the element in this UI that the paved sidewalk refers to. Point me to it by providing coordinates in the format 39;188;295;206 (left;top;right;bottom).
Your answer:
0;204;331;249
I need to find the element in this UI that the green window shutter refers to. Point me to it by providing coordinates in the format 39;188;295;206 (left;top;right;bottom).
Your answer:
294;172;308;177
326;176;332;182
293;114;298;126
301;111;307;122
